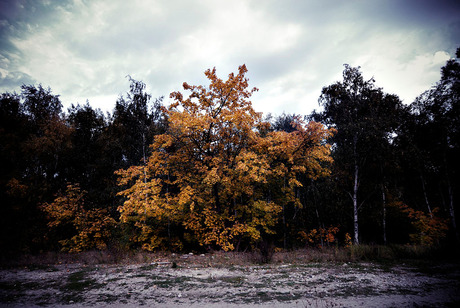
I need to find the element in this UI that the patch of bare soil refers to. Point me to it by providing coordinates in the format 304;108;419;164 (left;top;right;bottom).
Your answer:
1;254;459;307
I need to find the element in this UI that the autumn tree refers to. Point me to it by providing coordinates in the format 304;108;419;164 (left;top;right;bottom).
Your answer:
41;184;116;252
117;65;334;252
392;201;448;247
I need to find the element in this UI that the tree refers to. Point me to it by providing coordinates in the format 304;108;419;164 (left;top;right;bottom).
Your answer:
66;103;110;209
271;113;301;133
0;85;75;253
315;65;404;244
402;48;460;244
20;84;71;196
21;84;62;129
110;77;165;170
41;184;116;252
117;65;334;251
0;92;31;253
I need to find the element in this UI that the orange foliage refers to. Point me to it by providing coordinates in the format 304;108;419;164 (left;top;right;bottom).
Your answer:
41;184;116;252
299;226;340;248
344;232;352;248
117;65;334;251
6;178;28;199
392;201;449;246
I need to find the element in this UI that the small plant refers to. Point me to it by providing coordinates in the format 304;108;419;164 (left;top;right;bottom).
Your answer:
344;233;352;248
393;202;449;247
299;226;340;248
41;184;116;253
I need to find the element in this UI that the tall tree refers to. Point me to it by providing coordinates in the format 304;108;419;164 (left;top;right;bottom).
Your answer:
116;65;334;251
66;103;109;208
314;65;404;244
110;77;165;170
0;85;72;253
0;92;30;253
404;48;460;244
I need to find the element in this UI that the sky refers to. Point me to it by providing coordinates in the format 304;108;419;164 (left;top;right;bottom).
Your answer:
0;0;459;116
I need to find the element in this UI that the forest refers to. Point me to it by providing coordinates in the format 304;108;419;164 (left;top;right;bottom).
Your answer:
1;48;459;257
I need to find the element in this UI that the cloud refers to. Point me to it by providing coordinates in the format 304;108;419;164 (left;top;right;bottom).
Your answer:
0;0;459;116
0;69;35;90
361;50;452;103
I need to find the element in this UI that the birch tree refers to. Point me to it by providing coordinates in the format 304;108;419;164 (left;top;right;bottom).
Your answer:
316;65;403;244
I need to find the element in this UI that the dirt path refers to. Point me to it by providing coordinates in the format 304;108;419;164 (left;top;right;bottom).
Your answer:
1;261;459;307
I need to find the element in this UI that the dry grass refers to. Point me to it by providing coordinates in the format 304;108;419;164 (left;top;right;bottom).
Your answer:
1;245;456;268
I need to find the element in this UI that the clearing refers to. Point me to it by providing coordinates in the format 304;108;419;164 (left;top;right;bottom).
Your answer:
1;252;459;307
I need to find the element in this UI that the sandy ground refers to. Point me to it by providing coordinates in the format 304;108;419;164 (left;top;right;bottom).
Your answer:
1;257;459;307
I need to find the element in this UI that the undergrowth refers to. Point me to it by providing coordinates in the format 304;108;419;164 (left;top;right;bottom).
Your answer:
1;244;458;268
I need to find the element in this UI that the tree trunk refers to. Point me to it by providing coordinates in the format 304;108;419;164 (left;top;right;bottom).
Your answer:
352;134;359;245
282;204;286;249
446;175;459;244
382;184;387;245
282;178;286;249
353;161;359;245
419;173;432;217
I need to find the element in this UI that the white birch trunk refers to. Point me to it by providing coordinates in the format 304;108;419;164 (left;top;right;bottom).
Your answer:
352;134;359;245
353;160;359;245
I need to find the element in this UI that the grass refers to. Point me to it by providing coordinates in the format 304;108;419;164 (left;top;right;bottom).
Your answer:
64;270;98;291
2;244;458;269
57;268;106;304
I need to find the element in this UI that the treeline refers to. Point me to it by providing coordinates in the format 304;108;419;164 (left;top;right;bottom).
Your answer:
1;79;167;253
1;49;459;255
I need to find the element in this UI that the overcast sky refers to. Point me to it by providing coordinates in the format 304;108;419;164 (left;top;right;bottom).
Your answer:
1;0;459;116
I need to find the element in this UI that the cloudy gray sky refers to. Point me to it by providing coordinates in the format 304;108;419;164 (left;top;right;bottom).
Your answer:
0;0;459;116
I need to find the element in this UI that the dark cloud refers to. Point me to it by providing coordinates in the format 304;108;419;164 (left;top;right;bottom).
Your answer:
0;69;35;89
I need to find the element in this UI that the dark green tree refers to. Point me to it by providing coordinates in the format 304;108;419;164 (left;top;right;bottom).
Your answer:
0;92;30;253
400;48;460;244
110;77;165;170
271;113;301;133
0;85;72;253
313;65;404;244
66;103;110;209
